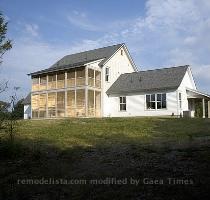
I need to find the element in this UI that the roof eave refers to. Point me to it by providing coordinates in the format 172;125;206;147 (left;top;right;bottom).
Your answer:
28;64;86;77
107;86;178;96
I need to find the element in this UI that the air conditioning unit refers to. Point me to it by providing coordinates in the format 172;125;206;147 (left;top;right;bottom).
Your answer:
183;110;195;118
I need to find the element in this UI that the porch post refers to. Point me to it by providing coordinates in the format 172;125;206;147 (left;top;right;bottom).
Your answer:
208;101;210;118
202;98;205;118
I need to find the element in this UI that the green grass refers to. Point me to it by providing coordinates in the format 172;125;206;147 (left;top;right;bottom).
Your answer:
1;117;210;200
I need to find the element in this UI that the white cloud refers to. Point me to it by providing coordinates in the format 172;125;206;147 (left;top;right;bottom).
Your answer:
24;23;39;37
193;65;210;80
67;10;99;31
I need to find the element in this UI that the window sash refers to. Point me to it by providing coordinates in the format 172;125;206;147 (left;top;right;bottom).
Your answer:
146;93;167;110
119;96;126;111
179;93;182;109
105;67;109;82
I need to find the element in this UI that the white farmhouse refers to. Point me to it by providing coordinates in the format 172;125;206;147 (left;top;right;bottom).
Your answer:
24;43;210;119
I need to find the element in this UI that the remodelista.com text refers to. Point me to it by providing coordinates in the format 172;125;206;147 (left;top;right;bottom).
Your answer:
17;177;194;186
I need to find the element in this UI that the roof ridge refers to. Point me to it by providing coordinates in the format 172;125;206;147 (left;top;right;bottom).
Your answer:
107;65;190;95
140;65;189;72
63;43;124;57
30;43;124;76
121;65;189;75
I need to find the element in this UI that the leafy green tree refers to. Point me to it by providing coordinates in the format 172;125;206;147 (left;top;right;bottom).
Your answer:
0;100;10;129
12;99;24;119
0;12;12;63
0;12;12;94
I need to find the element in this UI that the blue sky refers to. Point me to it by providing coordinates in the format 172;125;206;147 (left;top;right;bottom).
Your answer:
1;0;210;101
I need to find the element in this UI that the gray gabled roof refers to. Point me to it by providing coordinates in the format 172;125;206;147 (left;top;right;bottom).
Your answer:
107;65;189;95
22;93;31;105
29;43;123;76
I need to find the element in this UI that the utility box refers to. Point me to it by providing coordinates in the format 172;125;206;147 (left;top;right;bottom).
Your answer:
183;110;195;118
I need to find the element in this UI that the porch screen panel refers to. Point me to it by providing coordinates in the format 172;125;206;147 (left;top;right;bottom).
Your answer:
88;69;94;87
48;92;56;117
67;69;75;87
48;74;56;89
67;90;76;117
88;90;94;117
95;91;101;117
76;89;85;117
39;93;47;118
57;92;65;117
76;67;85;86
32;77;39;91
95;71;101;88
39;76;47;90
32;94;39;118
57;73;65;89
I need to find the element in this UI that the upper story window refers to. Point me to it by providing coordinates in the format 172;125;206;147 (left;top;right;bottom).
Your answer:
119;96;126;111
105;67;109;82
146;93;167;110
179;93;182;109
121;49;123;56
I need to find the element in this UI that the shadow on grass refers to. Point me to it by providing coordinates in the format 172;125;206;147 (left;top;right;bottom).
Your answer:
1;117;210;200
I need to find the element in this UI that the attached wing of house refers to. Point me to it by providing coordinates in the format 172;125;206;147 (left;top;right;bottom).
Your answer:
23;43;210;119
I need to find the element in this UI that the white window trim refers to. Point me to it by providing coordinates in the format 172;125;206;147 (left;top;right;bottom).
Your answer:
105;67;110;82
119;96;127;112
145;93;167;111
179;92;182;110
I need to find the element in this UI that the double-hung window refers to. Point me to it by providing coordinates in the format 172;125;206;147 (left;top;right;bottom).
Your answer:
179;93;182;109
146;93;167;110
105;67;109;82
146;94;156;109
157;93;166;109
119;96;126;111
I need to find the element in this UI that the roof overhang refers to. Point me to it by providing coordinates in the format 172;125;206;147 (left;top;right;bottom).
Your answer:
186;88;210;100
28;58;103;77
107;87;177;96
28;64;85;77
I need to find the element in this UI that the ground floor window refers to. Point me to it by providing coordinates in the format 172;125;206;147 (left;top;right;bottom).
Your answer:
146;93;167;110
179;92;182;109
119;96;126;111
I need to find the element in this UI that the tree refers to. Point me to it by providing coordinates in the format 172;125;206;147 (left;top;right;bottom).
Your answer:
13;98;24;119
0;12;12;94
0;12;12;63
0;100;10;129
5;87;20;142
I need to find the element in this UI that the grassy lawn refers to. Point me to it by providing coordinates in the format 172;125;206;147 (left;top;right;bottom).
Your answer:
1;117;210;199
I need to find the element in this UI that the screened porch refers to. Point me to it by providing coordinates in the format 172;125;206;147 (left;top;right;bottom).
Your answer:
31;66;101;118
